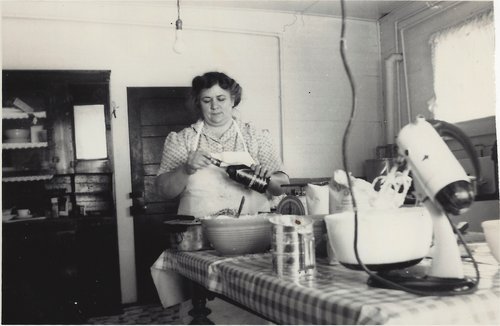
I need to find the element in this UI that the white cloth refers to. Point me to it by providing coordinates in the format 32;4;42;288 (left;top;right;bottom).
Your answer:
152;120;271;310
177;120;270;218
150;267;190;307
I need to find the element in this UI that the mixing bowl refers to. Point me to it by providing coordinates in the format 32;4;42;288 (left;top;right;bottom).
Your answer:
201;213;272;256
324;207;433;271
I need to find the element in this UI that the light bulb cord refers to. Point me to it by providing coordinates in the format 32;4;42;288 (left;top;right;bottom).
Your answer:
176;0;182;29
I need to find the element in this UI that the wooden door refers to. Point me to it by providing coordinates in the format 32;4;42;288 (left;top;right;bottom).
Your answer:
127;87;197;303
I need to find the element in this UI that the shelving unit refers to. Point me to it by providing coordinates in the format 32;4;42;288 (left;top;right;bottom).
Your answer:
2;70;121;324
2;110;51;182
46;172;114;217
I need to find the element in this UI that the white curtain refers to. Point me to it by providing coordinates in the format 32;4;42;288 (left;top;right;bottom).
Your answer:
430;11;495;123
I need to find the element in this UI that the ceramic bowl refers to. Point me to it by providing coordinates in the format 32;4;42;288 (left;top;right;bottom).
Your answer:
324;207;433;271
481;219;500;262
201;213;272;256
4;128;29;140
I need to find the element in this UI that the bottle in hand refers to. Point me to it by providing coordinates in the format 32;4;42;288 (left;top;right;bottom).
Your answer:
208;157;269;193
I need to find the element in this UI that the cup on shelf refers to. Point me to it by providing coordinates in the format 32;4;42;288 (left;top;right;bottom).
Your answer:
16;209;32;218
30;125;46;143
39;130;48;142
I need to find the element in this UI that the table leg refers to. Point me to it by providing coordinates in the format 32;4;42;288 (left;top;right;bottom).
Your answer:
188;282;214;325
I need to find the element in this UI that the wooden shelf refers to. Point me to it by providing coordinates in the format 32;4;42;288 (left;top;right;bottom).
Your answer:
3;142;48;150
54;171;112;176
3;174;54;182
2;110;47;120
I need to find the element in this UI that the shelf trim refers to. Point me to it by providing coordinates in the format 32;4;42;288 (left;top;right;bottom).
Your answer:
3;142;48;149
2;111;47;119
3;174;54;182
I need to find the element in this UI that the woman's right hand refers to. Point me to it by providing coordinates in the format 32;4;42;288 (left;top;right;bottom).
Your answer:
184;150;212;175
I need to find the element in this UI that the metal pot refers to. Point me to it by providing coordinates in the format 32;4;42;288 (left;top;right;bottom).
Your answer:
164;217;211;251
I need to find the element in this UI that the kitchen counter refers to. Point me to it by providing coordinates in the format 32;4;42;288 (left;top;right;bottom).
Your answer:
151;243;499;325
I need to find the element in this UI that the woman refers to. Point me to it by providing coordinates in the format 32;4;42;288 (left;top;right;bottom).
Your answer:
155;71;289;217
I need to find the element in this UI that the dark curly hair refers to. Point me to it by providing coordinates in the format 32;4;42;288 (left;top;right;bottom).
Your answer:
191;72;242;112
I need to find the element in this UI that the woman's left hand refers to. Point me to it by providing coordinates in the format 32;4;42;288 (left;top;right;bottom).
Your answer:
250;164;270;179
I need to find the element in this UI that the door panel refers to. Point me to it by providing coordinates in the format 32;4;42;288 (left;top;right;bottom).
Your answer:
141;98;195;125
143;165;159;176
142;138;166;164
127;87;197;303
144;176;162;202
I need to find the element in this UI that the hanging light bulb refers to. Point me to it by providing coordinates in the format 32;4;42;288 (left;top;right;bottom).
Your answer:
173;0;186;54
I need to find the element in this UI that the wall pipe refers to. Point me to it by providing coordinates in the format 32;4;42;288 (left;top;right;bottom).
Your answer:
384;53;403;145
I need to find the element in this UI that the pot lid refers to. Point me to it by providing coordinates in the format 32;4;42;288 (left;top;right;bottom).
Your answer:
164;219;201;226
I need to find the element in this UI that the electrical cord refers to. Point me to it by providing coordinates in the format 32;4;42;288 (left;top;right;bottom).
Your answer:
338;0;480;296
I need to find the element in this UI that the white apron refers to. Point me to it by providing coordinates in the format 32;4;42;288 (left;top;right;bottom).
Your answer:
177;120;270;218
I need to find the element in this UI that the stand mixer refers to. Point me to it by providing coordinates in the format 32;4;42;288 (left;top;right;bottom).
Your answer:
366;115;481;294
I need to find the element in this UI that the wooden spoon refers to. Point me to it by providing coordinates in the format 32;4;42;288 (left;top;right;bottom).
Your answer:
236;196;246;218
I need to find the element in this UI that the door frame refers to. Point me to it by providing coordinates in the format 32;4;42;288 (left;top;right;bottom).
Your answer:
127;86;194;303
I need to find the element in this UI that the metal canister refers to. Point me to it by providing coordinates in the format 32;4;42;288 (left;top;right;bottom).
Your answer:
164;218;211;251
270;215;316;278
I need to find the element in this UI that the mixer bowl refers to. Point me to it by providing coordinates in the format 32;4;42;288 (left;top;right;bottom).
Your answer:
324;207;433;271
201;213;272;256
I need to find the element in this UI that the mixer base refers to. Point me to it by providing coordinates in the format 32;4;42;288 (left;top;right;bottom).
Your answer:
367;272;476;293
340;258;423;272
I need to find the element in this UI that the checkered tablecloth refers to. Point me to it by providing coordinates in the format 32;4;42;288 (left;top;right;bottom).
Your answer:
151;243;500;325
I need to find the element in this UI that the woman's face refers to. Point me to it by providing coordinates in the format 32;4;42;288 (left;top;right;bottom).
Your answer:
199;84;235;127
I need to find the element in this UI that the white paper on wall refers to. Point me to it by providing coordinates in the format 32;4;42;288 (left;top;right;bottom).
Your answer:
74;104;107;159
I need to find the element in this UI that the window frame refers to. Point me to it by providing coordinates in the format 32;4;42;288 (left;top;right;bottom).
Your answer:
395;1;495;138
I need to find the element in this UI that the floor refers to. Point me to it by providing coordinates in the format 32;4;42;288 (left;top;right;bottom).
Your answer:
86;298;274;325
86;303;181;325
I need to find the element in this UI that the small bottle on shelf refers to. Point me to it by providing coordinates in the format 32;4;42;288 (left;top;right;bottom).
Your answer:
51;197;59;218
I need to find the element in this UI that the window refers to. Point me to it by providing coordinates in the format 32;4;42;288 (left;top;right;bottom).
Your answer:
430;11;495;123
